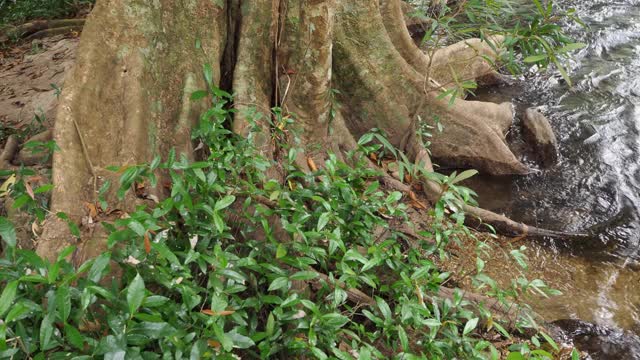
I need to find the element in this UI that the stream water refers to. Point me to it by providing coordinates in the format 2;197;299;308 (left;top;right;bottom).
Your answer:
467;0;640;356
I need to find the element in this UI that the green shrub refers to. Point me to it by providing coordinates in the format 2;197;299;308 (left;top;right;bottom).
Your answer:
0;82;575;359
0;0;94;26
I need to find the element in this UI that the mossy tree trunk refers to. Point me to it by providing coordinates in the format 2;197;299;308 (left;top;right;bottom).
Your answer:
38;0;545;261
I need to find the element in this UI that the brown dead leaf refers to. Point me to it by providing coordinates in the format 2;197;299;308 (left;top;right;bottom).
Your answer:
207;339;221;349
31;222;40;237
24;181;35;200
407;191;427;210
78;319;101;332
307;157;318;172
369;152;378;161
144;231;151;254
201;309;235;316
83;202;98;219
27;175;43;183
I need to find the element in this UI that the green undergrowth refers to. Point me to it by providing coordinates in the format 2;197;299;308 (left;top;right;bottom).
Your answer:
0;0;95;26
0;80;578;359
0;0;93;27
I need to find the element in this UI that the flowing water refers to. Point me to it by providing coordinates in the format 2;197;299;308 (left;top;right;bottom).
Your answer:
467;0;640;356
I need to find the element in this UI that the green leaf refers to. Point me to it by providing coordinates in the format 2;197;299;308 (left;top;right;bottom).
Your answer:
311;347;328;360
290;271;318;281
276;243;287;259
229;331;255;349
376;297;392;320
476;257;485;273
317;212;331;231
5;301;30;322
524;54;548;63
40;313;55;351
144;295;169;307
463;317;479;335
0;280;18;318
212;323;233;352
571;348;580;360
506;352;526;360
424;319;441;328
127;273;146;316
268;277;289;292
34;184;54;194
266;313;275;336
451;169;478;185
553;58;573;87
88;252;111;283
0;216;16;249
203;64;214;87
57;245;76;263
56;286;71;323
321;313;349;329
540;331;559;351
65;324;84;350
213;212;225;233
214;195;236;211
152;242;180;265
558;42;586;53
12;194;32;209
191;90;209;101
128;221;146;237
398;325;409;352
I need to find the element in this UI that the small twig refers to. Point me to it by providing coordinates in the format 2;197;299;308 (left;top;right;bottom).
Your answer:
311;268;376;306
71;118;97;199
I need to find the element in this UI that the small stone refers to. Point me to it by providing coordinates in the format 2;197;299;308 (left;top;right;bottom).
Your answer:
522;108;558;167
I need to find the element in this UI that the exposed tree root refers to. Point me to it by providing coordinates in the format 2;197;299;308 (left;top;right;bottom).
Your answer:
22;26;83;42
312;270;377;307
0;135;19;170
1;19;85;43
368;123;581;239
400;1;433;39
382;0;504;89
312;267;537;334
14;130;53;167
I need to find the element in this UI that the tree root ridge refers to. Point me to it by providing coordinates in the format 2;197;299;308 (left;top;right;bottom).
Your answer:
378;172;586;240
1;19;85;43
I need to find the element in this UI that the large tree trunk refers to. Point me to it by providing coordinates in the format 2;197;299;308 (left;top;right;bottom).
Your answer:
37;0;546;261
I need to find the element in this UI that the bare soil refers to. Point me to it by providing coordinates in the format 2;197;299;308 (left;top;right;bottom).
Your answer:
0;34;79;142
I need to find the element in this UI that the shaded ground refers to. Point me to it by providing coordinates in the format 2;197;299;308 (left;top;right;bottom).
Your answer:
0;35;79;143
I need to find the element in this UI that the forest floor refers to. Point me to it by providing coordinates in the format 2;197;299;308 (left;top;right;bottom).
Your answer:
0;34;79;144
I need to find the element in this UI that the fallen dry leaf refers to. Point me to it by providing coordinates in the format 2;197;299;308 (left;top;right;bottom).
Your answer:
83;202;98;219
407;191;427;210
144;231;151;254
24;181;35;200
31;221;40;237
201;309;235;316
307;157;318;172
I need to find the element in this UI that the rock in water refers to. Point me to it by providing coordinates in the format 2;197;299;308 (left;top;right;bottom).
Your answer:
522;108;558;167
552;319;640;360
